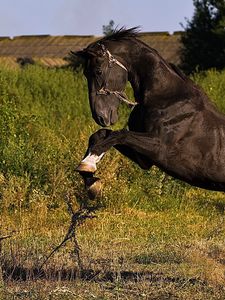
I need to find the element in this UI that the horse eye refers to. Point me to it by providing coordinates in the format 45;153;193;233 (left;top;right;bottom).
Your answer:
96;69;103;75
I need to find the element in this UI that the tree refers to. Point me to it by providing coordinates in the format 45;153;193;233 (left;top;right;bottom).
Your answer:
102;20;115;36
180;0;225;74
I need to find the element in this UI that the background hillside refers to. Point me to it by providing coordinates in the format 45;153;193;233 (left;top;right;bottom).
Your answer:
0;32;182;68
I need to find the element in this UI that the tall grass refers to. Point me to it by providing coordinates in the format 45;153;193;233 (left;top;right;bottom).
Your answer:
0;65;225;298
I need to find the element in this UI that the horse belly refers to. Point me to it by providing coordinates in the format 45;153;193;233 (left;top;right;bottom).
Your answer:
165;143;225;192
160;158;225;192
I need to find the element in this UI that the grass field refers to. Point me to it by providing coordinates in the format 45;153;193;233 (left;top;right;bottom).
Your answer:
0;64;225;299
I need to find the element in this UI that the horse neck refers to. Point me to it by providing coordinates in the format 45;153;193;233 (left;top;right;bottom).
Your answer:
111;39;185;106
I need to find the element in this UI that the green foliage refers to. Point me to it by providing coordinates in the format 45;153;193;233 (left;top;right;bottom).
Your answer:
0;65;225;295
180;0;225;74
0;65;225;213
0;65;94;208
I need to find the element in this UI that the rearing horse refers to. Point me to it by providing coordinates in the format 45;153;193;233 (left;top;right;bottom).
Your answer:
74;27;225;198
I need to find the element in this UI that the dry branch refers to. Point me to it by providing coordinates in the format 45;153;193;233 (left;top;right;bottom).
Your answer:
39;193;101;273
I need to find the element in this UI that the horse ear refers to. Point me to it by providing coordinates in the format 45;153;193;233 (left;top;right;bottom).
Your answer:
71;50;97;59
70;50;87;58
74;50;85;56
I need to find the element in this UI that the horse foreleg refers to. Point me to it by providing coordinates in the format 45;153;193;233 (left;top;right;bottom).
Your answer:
77;129;112;199
114;145;153;170
78;144;153;173
77;128;157;173
80;129;162;164
79;171;102;200
77;129;112;173
76;129;161;198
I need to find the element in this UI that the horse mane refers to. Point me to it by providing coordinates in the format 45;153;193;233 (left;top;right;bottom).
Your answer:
90;27;189;83
100;27;140;42
169;63;188;82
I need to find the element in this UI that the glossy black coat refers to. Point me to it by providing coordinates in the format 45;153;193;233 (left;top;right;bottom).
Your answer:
76;28;225;192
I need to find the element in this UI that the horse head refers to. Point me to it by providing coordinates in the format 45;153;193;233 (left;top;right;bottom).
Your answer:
73;28;139;127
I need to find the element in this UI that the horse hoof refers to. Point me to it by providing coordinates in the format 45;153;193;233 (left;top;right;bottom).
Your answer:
85;177;102;200
76;162;96;173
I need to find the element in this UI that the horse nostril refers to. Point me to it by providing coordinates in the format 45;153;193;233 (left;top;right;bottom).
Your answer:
97;114;110;127
97;115;105;126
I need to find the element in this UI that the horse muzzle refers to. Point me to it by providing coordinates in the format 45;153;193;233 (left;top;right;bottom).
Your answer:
94;109;118;127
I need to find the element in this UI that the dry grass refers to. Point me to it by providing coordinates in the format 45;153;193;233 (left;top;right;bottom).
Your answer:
2;279;225;300
0;65;225;298
1;204;225;299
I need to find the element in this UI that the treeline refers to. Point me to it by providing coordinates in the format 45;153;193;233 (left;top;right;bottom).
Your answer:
180;0;225;74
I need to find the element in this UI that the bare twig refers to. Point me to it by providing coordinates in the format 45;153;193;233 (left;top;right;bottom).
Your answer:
39;193;101;273
0;227;31;242
0;235;12;242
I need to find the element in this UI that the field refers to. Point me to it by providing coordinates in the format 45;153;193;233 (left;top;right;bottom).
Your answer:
0;64;225;299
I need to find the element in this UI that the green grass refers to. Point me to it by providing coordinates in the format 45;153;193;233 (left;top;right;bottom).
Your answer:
0;65;225;299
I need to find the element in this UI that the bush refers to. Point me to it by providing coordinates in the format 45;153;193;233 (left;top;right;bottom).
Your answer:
180;0;225;74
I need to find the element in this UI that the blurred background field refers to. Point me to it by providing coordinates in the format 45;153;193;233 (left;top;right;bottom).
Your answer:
0;64;225;299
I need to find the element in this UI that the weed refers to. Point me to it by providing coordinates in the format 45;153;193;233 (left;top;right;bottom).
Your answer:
0;65;225;298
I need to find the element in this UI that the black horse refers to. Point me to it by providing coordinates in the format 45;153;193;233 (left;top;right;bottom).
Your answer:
74;27;225;198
